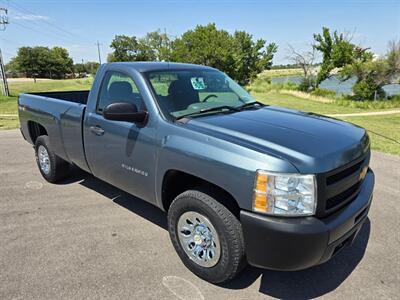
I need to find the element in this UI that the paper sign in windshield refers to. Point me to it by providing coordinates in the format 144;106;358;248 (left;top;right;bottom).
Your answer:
191;77;206;90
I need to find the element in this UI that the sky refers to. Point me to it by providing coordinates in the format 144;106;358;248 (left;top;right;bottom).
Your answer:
0;0;399;65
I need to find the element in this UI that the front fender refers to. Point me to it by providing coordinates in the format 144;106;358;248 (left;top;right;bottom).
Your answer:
155;131;297;211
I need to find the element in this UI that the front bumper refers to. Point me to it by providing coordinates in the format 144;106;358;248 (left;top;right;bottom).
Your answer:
240;170;374;271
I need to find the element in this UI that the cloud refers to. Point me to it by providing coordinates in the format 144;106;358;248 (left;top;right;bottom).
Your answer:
14;13;49;21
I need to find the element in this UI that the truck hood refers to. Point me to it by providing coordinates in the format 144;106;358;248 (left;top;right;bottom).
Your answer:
184;106;369;173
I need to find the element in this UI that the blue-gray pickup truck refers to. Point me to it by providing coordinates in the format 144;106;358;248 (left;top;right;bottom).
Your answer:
18;62;374;283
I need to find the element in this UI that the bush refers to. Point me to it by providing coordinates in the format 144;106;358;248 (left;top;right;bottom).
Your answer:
334;97;400;109
388;94;400;101
310;88;337;98
352;77;385;100
297;77;315;92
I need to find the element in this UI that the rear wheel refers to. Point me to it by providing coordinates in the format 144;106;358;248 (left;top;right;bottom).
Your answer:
167;188;246;283
35;135;69;183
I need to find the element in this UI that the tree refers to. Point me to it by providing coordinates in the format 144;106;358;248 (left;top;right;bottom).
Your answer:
386;40;400;81
171;24;235;72
5;57;21;77
231;31;278;85
74;61;100;76
9;46;73;79
48;47;73;78
108;24;277;84
85;61;100;75
171;23;277;85
15;46;49;78
340;40;400;100
286;44;317;91
140;30;171;61
108;35;141;61
312;27;369;87
108;32;171;62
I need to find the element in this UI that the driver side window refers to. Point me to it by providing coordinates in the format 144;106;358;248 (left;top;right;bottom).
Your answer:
97;71;143;114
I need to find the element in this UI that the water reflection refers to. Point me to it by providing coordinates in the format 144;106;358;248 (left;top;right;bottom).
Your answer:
272;75;400;96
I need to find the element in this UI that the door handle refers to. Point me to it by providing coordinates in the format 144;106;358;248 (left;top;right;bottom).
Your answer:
90;125;105;136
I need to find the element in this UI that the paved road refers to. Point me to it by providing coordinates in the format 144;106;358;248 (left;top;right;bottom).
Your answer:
1;129;399;300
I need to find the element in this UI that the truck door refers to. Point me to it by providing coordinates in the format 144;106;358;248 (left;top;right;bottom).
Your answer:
84;70;157;203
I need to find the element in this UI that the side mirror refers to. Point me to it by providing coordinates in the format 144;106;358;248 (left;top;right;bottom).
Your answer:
103;102;148;123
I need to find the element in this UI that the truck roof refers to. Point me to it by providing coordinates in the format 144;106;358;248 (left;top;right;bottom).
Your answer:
104;62;216;73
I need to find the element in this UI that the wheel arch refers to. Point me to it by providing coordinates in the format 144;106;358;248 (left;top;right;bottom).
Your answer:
161;169;241;219
27;120;48;144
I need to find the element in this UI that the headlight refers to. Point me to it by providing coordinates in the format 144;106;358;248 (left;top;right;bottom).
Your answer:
253;170;317;216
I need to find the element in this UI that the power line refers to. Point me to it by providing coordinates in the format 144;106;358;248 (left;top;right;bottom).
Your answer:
5;1;101;63
2;50;14;57
11;20;85;45
6;1;78;42
8;0;93;44
0;37;23;46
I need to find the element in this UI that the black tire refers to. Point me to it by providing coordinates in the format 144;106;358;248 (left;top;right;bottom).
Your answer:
167;188;246;284
34;135;69;183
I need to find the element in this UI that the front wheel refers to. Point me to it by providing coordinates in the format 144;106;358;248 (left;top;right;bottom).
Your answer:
167;188;246;283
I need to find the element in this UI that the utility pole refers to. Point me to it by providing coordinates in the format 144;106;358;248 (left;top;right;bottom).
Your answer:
0;49;9;96
96;41;102;64
0;7;9;96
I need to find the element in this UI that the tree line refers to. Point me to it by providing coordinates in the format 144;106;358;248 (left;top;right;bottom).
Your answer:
6;46;99;79
107;23;278;85
6;23;399;101
6;23;277;85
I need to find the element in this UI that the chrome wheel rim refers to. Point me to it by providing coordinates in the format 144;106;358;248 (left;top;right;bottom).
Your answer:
38;145;50;175
177;211;221;268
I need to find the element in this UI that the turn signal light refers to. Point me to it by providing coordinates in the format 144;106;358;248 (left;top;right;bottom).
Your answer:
255;172;268;193
253;192;268;213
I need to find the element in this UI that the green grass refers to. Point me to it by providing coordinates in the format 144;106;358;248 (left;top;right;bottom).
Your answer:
259;68;303;78
248;76;400;155
0;116;19;130
0;95;18;115
341;115;400;156
252;91;367;114
335;97;400;110
249;75;400;110
0;78;92;120
252;91;399;155
8;78;93;95
0;78;93;128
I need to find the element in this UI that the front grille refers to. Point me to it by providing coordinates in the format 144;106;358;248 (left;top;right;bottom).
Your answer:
325;182;361;210
316;150;370;217
326;159;365;185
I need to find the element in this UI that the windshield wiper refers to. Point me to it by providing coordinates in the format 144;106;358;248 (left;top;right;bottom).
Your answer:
175;105;240;120
236;101;264;110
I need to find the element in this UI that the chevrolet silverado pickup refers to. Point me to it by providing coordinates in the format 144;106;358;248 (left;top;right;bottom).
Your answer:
18;62;374;283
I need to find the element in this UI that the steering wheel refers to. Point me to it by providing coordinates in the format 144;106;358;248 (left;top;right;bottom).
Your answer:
203;94;218;102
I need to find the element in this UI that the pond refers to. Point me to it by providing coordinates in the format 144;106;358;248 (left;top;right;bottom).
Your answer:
271;76;400;96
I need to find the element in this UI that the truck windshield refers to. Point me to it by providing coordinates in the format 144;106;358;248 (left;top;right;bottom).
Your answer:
144;69;257;119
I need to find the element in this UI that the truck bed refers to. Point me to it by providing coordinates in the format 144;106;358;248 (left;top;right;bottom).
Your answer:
28;90;90;105
18;90;91;173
